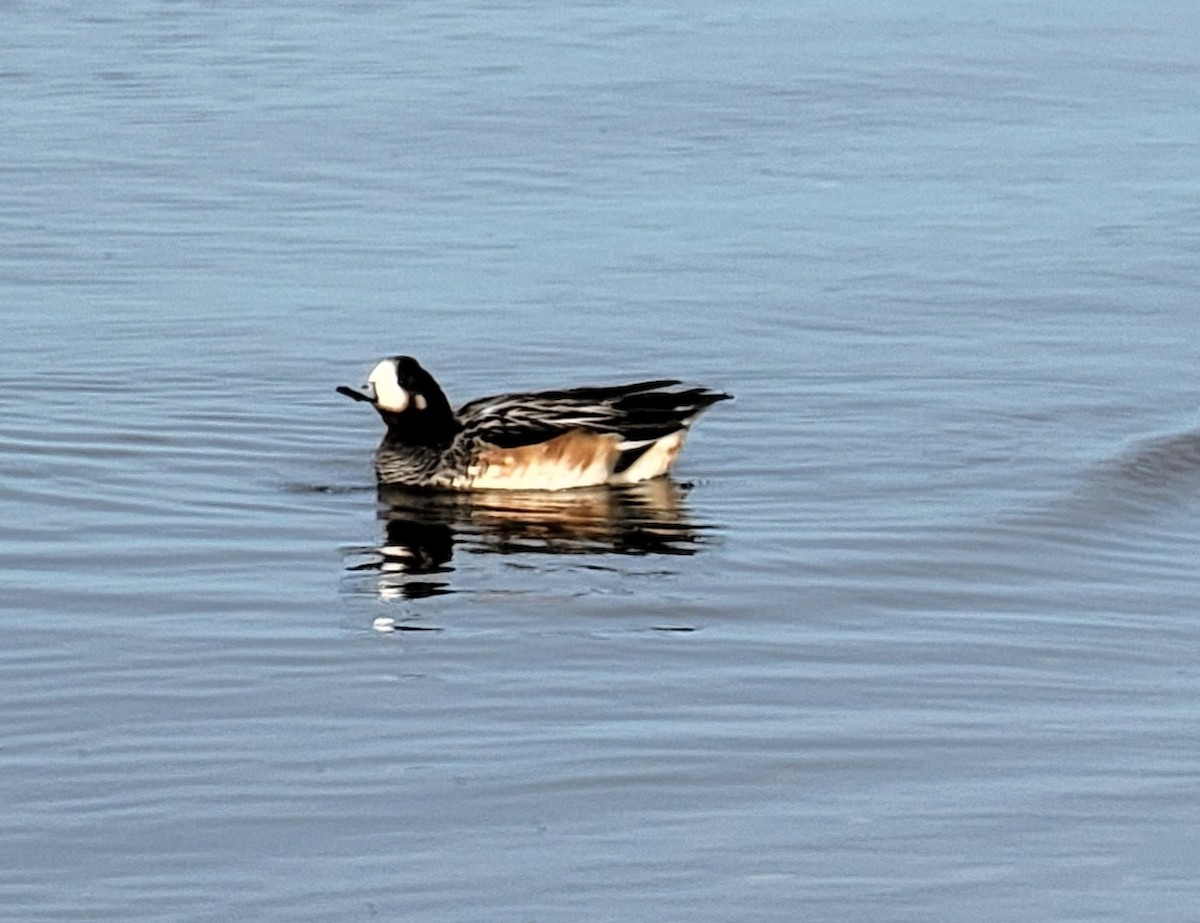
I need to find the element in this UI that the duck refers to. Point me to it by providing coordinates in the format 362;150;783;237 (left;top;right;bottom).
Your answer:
338;356;730;490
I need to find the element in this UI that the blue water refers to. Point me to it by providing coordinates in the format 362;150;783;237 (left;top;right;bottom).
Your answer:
3;2;1200;921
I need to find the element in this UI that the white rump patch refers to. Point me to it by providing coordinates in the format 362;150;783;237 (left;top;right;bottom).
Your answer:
610;431;686;485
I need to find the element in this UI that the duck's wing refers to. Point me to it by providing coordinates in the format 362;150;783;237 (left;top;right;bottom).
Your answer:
456;380;730;450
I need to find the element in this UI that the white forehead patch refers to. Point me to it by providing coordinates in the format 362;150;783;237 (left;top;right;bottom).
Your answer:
367;359;409;413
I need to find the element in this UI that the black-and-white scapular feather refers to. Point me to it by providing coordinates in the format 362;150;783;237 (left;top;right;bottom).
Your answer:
338;356;731;491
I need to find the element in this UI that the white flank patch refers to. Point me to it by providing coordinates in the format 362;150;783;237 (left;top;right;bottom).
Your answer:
460;430;687;491
468;453;615;491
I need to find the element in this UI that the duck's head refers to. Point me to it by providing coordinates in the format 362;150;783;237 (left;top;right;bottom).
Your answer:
338;356;456;437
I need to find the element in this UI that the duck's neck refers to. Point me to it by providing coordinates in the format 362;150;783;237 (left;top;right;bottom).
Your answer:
377;407;460;447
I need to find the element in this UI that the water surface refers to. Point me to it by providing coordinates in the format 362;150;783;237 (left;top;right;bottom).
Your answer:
2;2;1200;921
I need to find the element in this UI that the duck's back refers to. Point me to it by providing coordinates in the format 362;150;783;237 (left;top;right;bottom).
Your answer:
442;380;729;490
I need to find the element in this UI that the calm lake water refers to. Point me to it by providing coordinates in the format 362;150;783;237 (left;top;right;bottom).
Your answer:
3;2;1200;921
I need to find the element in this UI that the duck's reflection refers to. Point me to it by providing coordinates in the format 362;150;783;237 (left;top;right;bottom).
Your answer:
345;479;712;600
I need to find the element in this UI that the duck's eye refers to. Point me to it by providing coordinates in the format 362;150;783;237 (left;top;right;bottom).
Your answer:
413;393;428;411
